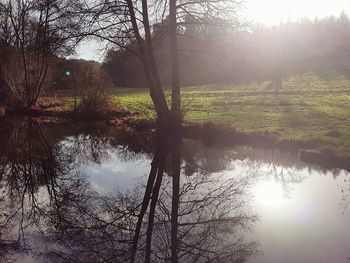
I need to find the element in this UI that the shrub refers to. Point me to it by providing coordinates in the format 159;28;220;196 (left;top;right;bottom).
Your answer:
1;50;53;108
75;89;110;115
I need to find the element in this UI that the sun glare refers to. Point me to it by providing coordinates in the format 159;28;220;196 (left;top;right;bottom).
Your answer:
246;0;349;25
253;181;289;208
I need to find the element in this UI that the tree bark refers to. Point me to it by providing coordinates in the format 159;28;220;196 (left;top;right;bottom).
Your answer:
126;0;170;128
169;0;182;129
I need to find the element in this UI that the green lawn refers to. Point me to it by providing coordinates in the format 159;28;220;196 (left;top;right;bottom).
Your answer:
111;73;350;156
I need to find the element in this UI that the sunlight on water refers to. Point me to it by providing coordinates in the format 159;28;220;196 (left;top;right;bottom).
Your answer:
1;120;350;263
253;181;289;208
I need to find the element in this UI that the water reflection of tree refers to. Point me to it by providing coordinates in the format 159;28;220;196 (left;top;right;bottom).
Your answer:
0;119;65;242
0;118;112;261
1;119;60;182
41;136;257;263
2;118;350;262
0;121;258;262
338;174;350;213
235;148;308;198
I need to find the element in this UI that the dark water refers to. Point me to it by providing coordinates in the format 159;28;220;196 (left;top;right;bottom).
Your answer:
0;118;349;263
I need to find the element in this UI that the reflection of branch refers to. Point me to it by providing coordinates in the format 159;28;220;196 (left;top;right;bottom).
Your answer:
131;137;170;263
0;120;258;262
171;142;181;262
179;216;252;226
0;118;81;254
339;176;350;214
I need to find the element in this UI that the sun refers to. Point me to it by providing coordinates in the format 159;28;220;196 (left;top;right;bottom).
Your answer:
245;0;349;25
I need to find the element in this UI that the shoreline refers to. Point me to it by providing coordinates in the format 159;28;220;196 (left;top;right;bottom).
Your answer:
1;107;349;172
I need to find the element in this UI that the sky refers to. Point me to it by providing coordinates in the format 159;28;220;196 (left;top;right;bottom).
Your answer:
74;0;350;61
245;0;350;25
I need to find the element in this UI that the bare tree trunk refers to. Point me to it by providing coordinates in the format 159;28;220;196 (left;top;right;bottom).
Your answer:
169;0;182;129
125;0;170;128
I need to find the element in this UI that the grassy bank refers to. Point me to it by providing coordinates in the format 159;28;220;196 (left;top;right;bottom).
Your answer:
6;73;349;157
112;73;350;156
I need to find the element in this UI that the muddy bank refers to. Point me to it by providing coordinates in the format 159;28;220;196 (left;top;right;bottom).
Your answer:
2;105;133;121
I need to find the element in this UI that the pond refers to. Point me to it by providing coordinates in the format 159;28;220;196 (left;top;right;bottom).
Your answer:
0;118;349;263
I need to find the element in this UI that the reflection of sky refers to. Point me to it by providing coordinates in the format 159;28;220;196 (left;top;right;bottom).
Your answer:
82;150;350;263
247;169;350;263
82;151;150;193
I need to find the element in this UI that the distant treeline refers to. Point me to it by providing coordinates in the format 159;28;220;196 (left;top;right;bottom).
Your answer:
0;49;111;98
50;58;112;91
103;12;350;88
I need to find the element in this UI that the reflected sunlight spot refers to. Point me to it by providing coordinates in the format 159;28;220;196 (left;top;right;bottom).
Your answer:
253;181;288;207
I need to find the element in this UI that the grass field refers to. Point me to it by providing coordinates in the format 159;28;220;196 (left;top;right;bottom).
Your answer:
111;73;350;156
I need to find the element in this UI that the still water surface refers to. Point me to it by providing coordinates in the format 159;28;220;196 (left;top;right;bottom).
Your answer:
0;118;349;262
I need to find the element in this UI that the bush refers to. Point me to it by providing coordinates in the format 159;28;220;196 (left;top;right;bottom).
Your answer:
1;49;52;108
75;89;111;116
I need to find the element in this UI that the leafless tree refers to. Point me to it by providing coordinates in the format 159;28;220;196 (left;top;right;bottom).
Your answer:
0;0;84;108
81;0;244;129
